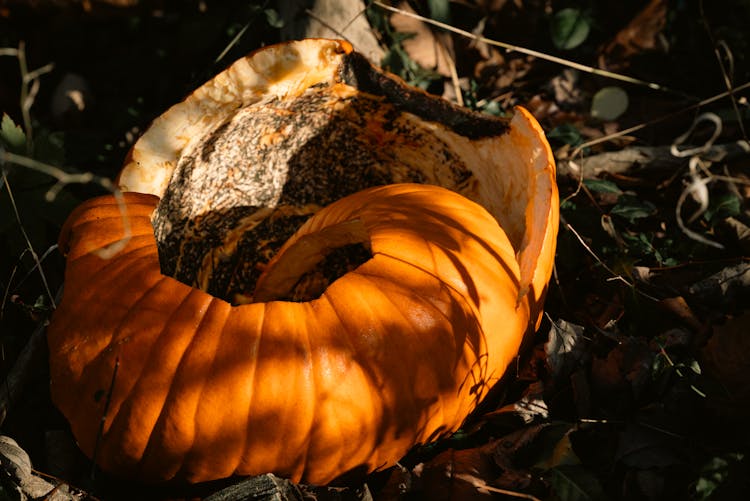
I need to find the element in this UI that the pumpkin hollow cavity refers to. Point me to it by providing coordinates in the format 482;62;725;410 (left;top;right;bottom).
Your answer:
253;218;372;303
150;83;480;303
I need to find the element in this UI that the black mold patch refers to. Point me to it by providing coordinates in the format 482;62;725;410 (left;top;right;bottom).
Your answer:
339;51;510;139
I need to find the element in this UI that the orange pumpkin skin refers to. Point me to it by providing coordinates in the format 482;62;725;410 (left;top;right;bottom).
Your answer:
48;184;530;485
49;39;559;485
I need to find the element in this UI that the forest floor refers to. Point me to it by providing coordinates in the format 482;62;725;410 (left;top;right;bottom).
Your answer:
1;1;749;500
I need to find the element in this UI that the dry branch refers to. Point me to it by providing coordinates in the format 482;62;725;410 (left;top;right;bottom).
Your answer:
560;141;750;179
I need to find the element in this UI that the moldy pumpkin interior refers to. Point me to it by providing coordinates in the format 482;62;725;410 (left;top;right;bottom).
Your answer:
145;43;517;305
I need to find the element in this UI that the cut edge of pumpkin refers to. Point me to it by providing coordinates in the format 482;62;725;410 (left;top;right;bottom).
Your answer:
114;38;558;317
509;105;559;310
252;218;371;303
117;39;354;197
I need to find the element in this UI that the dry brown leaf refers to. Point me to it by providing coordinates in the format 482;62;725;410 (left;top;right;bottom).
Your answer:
492;380;549;423
720;216;750;254
700;310;750;419
389;1;453;77
658;296;705;332
545;318;587;380
599;0;669;70
591;336;654;403
615;424;683;469
688;262;750;305
417;447;498;500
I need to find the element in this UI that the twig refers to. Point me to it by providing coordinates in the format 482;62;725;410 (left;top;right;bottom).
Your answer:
215;22;250;64
15;42;54;154
1;151;132;260
675;158;724;249
560;216;660;302
372;0;682;95
2;150;115;200
570;80;750;158
654;340;707;398
438;34;463;107
0;286;63;427
559;141;750;179
699;0;748;142
1;170;56;308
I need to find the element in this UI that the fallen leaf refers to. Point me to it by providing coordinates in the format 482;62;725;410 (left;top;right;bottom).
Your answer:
545;464;606;501
657;297;705;332
591;336;654;406
545;319;588;380
615;424;683;469
688;262;750;306
536;429;580;470
389;1;454;77
599;0;668;70
417;446;498;500
700;310;750;419
493;380;549;423
720;216;750;254
590;86;629;121
548;69;586;109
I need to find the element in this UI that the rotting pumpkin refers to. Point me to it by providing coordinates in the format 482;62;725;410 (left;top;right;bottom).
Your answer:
47;39;558;485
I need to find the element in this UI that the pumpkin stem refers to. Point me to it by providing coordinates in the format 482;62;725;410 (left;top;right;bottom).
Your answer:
252;218;371;303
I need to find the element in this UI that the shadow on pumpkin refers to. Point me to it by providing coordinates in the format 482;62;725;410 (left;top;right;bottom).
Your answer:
51;74;543;492
91;247;501;479
150;78;521;305
53;197;522;491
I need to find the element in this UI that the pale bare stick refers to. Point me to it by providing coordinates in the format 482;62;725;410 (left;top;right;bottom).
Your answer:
372;1;678;94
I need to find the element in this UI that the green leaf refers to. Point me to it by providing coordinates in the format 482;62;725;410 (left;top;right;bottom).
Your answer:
611;195;657;223
33;130;66;166
591;86;629;121
536;430;581;469
427;0;451;24
550;8;590;50
480;100;502;116
263;8;284;29
1;113;26;152
548;123;583;147
547;465;606;501
583;179;622;194
703;193;741;223
695;453;746;500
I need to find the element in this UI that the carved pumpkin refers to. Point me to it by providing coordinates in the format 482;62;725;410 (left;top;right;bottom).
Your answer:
47;39;558;485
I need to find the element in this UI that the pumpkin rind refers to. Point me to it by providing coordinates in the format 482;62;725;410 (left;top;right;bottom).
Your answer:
48;39;559;485
49;185;526;484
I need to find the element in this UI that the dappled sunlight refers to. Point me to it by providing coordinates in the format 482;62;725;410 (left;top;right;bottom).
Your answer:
48;179;537;485
46;38;557;489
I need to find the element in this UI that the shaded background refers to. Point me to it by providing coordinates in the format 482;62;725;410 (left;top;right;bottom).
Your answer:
1;1;749;499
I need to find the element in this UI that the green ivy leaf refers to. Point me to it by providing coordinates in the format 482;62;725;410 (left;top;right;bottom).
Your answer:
611;195;657;223
427;0;451;24
583;179;622;194
1;113;26;152
547;465;606;501
263;8;284;29
548;123;583;147
550;8;590;50
33;130;66;166
703;193;741;223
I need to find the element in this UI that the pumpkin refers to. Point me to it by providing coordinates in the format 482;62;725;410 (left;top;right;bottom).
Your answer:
47;39;558;485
